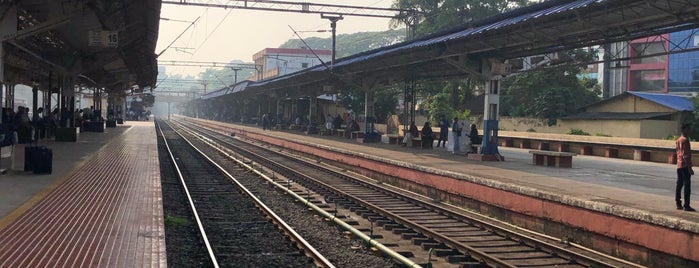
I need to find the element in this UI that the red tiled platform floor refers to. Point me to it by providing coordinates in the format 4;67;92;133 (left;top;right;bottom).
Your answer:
0;123;166;267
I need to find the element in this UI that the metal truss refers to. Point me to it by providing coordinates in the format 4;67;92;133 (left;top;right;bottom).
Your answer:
162;0;412;18
505;28;699;74
158;60;259;70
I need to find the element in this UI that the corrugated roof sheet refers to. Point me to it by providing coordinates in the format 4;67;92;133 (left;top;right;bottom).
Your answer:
332;0;598;68
562;112;675;120
628;91;694;111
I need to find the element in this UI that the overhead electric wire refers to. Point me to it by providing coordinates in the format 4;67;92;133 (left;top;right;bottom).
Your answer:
193;9;233;56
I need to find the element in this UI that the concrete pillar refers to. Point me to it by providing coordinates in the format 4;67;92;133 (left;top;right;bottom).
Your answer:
309;96;316;126
291;99;297;122
6;84;14;109
481;78;501;156
276;98;282;124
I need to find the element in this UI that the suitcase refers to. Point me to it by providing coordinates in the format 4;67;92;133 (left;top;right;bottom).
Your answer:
24;146;38;172
32;147;53;174
24;145;52;174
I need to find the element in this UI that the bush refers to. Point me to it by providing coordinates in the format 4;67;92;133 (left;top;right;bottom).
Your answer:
566;128;590;135
595;133;611;137
526;128;536;132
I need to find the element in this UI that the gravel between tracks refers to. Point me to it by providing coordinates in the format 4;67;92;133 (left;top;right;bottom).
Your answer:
158;131;213;267
190;129;398;268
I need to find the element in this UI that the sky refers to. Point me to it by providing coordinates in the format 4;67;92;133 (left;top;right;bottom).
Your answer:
156;0;398;77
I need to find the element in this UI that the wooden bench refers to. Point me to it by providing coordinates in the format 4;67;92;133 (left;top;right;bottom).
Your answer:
351;131;364;139
529;150;577;168
411;137;422;148
633;149;651;161
386;134;402;145
336;129;347;137
470;144;481;154
605;147;619;158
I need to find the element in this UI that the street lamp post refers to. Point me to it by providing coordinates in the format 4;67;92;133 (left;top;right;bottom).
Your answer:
231;67;242;84
320;14;343;69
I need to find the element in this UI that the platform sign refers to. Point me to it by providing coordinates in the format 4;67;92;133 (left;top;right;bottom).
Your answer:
88;31;118;47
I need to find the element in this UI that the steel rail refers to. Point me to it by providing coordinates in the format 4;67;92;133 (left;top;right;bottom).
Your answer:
155;120;220;268
176;117;641;268
171;119;513;267
171;119;422;268
166;120;336;268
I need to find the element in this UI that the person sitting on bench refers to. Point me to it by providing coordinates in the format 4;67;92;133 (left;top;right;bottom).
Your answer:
469;124;481;145
421;122;434;148
402;121;419;147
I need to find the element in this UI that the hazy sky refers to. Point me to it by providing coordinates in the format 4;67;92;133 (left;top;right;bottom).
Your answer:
156;0;398;77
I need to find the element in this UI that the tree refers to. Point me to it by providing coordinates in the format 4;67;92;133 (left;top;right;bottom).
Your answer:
500;50;602;124
390;0;530;38
373;87;400;123
279;30;405;59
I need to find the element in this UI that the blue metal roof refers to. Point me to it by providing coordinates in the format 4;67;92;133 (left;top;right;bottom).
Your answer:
628;91;694;111
332;0;598;69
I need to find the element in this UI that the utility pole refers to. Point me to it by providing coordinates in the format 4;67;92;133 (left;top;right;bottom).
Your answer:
321;14;343;69
231;67;242;84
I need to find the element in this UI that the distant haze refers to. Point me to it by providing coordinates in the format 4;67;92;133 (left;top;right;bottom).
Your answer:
157;0;396;77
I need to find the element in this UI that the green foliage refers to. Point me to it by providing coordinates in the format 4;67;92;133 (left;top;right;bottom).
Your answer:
390;0;530;38
336;89;364;115
666;134;680;140
279;30;405;58
595;133;611;137
373;87;400;123
501;49;601;122
566;128;590;136
526;128;536;132
420;79;479;123
454;109;471;120
164;215;189;228
690;95;699;140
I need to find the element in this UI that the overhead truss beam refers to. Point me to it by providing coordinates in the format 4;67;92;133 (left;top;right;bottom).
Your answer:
162;0;411;18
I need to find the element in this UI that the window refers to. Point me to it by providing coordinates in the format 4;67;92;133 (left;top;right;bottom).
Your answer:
630;70;665;91
302;62;309;68
631;42;666;64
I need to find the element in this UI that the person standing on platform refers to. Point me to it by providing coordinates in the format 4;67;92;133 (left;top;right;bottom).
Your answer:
451;117;461;154
437;116;449;147
676;124;695;211
421;122;434;149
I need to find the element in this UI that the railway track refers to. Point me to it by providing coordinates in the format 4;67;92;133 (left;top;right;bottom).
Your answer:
173;118;645;268
157;120;333;267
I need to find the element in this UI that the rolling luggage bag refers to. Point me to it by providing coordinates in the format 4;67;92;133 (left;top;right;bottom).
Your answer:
33;147;53;174
24;146;39;172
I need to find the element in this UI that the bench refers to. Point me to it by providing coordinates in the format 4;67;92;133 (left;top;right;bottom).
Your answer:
336;129;347;138
410;137;422;148
634;149;651;161
351;131;364;139
386;134;402;145
529;150;577;168
471;144;481;154
605;147;619;158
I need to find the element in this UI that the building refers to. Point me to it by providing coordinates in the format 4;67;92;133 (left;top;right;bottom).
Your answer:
607;29;699;96
560;91;693;139
250;48;331;81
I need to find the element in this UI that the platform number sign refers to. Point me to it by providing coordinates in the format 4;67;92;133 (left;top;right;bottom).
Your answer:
106;32;118;47
88;31;118;47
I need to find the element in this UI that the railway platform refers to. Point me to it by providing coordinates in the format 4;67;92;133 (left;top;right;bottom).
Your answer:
0;121;165;267
182;116;699;265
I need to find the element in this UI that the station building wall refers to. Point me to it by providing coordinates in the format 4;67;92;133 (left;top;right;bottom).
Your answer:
497;116;680;139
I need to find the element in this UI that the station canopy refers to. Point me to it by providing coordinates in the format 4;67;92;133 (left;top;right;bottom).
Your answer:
1;0;160;94
209;0;699;100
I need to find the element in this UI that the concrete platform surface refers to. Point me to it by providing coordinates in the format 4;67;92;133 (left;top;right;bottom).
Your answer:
0;121;165;267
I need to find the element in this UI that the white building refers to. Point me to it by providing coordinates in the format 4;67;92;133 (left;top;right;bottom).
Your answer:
251;48;332;81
